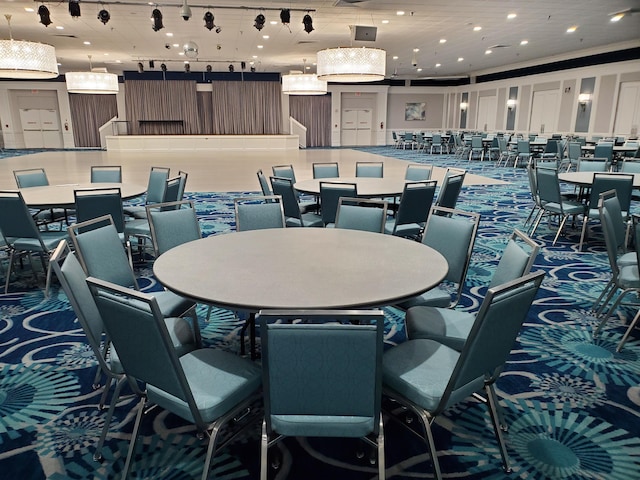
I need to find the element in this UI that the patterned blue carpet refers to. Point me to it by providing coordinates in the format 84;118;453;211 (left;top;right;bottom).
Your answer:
1;147;639;479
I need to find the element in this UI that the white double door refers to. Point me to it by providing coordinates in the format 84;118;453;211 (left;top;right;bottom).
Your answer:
19;108;63;148
341;108;372;146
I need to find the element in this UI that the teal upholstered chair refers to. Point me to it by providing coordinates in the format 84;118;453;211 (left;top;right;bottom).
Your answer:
74;187;127;240
578;173;633;250
14;167;68;227
468;135;484;161
91;165;122;183
617;222;640;352
0;190;68;294
123;166;170;219
385;180;437;239
312;162;339;179
434;170;465;211
68;214;199;328
405;164;433;181
531;166;586;245
319;181;358;227
50;239;198;461
397;206;480;309
147;200;202;255
258;309;385;480
234;195;286;231
271;164;316;212
594;143;614;164
355;161;384;178
405;228;540;347
577;156;610;172
257;169;273;196
383;271;545;480
270;177;322;227
335;197;388;233
87;277;261;480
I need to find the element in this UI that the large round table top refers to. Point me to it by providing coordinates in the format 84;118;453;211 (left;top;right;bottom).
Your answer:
558;171;640;188
294;177;410;197
153;228;449;311
19;182;147;209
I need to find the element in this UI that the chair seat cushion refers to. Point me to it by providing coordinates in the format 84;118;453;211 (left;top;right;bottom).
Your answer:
405;306;474;350
155;290;196;318
286;212;323;228
123;205;147;219
271;414;374;438
384;220;422;238
147;348;261;424
543;201;585;215
618;264;640;288
124;218;150;236
618;252;636;268
383;339;462;412
396;287;451;309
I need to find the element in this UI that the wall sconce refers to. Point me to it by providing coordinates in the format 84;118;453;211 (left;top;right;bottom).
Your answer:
506;99;517;110
460;102;468;111
578;93;592;111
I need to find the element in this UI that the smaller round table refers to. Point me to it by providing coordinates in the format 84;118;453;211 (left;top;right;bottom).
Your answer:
19;183;147;209
294;177;409;198
558;172;640;189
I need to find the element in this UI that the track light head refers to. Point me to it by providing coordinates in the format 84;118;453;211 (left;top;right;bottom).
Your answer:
97;9;110;25
137;62;144;73
203;11;215;30
149;60;155;69
215;25;222;33
206;64;212;73
241;61;246;70
280;9;290;24
151;8;164;31
254;13;265;31
184;62;190;73
250;66;256;73
38;5;52;27
161;63;167;72
228;64;234;72
69;0;81;18
303;14;314;33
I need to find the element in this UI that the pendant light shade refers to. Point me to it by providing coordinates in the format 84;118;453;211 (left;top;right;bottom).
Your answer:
282;73;327;95
0;15;58;79
317;47;386;83
66;69;119;94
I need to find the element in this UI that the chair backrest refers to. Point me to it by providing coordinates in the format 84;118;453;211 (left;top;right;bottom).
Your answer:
74;187;126;233
312;162;339;179
405;164;432;181
234;195;286;231
145;166;170;204
471;136;483;148
392;180;437;233
258;309;384;436
435;171;465;210
0;190;46;244
600;190;629;253
421;206;480;306
588;173;633;212
621;160;640;173
535;166;563;205
355;162;383;178
270;176;304;225
439;271;544;413
91;165;122;183
176;170;188;202
13;168;49;188
257;169;272;196
319;181;358;225
599;198;623;277
526;165;538;203
594;143;614;162
50;240;106;362
147;200;202;255
567;142;581;161
163;176;181;204
517;140;530;155
489;229;540;288
87;277;205;427
577;157;609;172
272;164;296;183
335;197;387;233
68;215;138;289
543;140;559;155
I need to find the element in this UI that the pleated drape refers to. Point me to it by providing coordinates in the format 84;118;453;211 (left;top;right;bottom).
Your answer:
289;94;332;147
124;80;200;134
197;91;214;134
69;94;118;147
211;81;282;134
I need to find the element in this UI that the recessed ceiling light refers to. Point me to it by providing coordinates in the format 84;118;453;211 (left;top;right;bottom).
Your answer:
57;62;62;66
24;7;35;12
392;55;399;60
166;32;173;37
257;45;264;49
435;63;441;67
417;68;423;72
173;43;179;47
250;61;255;65
179;52;185;56
397;11;405;16
610;13;624;22
381;20;389;24
473;26;482;31
83;41;91;45
262;35;269;39
184;60;189;64
507;13;517;19
56;26;64;30
305;66;310;70
520;39;529;45
485;49;492;54
567;26;577;33
270;20;278;25
439;39;446;44
413;48;420;52
457;57;464;62
115;60;122;63
104;53;109;56
252;55;258;59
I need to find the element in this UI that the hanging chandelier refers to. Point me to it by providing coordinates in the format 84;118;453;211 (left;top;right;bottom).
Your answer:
316;47;386;83
0;14;58;79
66;56;118;94
282;73;327;95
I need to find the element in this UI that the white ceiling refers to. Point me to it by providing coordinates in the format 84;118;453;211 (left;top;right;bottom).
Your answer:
2;0;640;79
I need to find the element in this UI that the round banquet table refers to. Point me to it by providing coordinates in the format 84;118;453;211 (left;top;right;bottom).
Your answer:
558;171;640;188
19;182;147;209
294;177;410;198
154;228;448;311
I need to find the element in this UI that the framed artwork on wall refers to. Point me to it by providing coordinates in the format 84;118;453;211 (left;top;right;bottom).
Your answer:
405;102;426;121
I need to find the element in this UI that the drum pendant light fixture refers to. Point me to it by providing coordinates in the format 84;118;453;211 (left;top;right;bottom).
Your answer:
282;59;327;95
0;14;58;79
317;46;385;83
65;55;118;94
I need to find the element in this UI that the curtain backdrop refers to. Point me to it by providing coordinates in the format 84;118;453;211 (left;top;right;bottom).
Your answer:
289;94;332;147
69;94;118;147
211;81;282;134
197;91;213;134
124;80;200;134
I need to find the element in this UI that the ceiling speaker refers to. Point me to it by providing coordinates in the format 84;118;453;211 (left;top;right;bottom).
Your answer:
351;25;377;42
